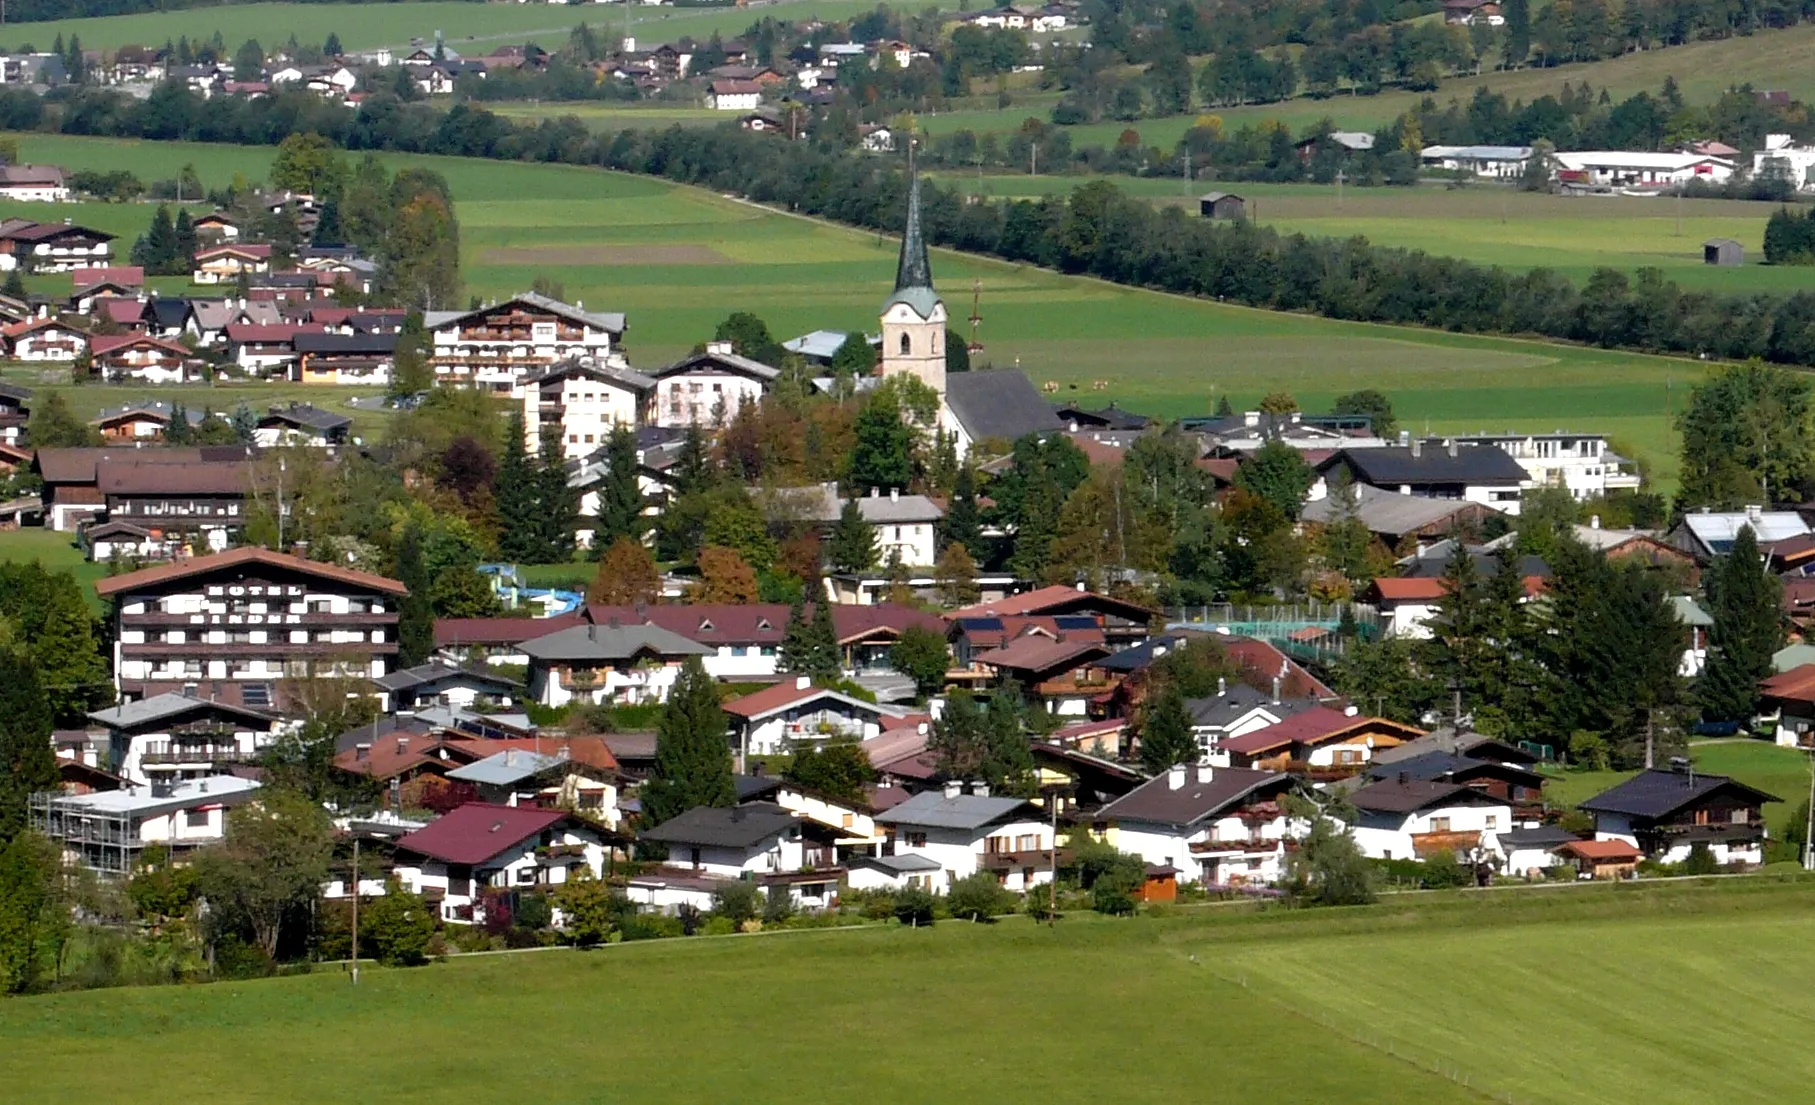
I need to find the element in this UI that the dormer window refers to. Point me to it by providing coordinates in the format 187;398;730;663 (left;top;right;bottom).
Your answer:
756;619;772;631
698;618;714;631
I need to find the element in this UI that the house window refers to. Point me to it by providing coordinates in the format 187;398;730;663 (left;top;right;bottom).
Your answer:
1733;808;1751;824
1429;817;1451;832
183;809;210;831
1016;834;1040;851
905;831;927;848
899;333;911;355
1485;815;1497;830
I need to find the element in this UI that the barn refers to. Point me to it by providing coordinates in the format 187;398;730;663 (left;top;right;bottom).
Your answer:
1198;191;1247;220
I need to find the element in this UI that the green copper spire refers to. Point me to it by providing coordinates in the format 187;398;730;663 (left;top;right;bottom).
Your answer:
883;150;942;319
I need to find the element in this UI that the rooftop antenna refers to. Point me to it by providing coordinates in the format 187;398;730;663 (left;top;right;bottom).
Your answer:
967;277;983;354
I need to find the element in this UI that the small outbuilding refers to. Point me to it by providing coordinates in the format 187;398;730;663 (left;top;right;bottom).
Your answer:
1198;191;1247;220
1703;238;1743;266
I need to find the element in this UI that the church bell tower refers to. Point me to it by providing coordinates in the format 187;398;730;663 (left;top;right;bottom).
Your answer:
878;156;947;398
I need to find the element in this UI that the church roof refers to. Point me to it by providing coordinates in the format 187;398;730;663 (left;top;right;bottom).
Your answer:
883;166;942;320
944;370;1066;445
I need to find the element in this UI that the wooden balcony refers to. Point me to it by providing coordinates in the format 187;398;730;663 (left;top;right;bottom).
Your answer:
123;611;397;628
121;641;397;658
140;743;252;766
1189;836;1276;855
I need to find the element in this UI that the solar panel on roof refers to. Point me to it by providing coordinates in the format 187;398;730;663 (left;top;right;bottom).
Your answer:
1052;616;1098;630
957;617;1004;632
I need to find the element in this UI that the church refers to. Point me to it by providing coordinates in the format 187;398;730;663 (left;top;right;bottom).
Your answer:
878;167;1063;459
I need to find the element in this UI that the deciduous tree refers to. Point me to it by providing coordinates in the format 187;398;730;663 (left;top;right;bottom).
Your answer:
588;537;660;606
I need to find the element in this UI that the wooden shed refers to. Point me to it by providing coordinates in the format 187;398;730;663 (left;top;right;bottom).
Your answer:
1136;864;1178;902
1198;191;1247;220
1558;839;1642;880
1703;238;1743;266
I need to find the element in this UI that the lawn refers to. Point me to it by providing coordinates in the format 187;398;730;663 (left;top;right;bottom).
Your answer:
1;0;954;53
3;879;1814;1103
10;132;1708;488
0;527;106;606
1543;739;1813;835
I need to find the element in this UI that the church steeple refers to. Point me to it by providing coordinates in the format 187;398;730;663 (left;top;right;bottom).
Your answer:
878;143;949;399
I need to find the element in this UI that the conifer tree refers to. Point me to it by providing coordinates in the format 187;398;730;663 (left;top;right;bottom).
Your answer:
807;599;842;681
778;599;814;675
1139;682;1199;774
827;499;879;574
494;411;541;564
941;463;985;558
642;658;734;823
163;402;192;445
536;435;576;563
593;424;643;552
0;650;56;843
1701;526;1783;723
394;523;434;668
172;208;197;271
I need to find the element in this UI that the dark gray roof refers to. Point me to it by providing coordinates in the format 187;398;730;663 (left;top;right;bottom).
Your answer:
883;167;940;319
1348;778;1501;814
257;403;351;432
529;357;656;393
446;749;568;786
146;298;190;328
651;348;779;384
640;802;798;849
520;623;712;663
1097;635;1191;674
1326;442;1528;487
1097;766;1292;829
850;852;943;874
1299;483;1489;537
943;370;1066;445
1497;826;1581;851
1367;751;1544;788
1053;403;1151;431
874;791;1033;830
88;691;276;732
372;659;520;694
293;332;398;355
734;774;783;802
1578;769;1779;819
1186;685;1320;729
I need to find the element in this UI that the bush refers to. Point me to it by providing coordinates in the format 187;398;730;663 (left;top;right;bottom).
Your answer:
1092;880;1137;916
762;885;795;925
702;916;737;936
1682;842;1719;876
361;882;436;967
619;914;683;941
712;880;762;925
894;888;936;927
1419;852;1473;889
947;871;1015;921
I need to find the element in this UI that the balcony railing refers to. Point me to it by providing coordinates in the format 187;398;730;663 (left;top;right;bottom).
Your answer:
141;743;252;766
120;641;397;658
123;611;395;626
1190;835;1275;854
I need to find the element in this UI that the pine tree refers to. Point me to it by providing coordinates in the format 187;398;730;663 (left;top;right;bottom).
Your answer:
1139;682;1199;774
172;209;197;271
536;435;576;563
2;269;23;299
1422;549;1493;724
941;463;985;558
642;657;734;823
494;411;541;564
1700;526;1783;723
778;599;815;675
324;31;343;57
673;421;713;496
394;523;434;668
135;204;179;275
594;424;643;552
807;599;842;681
163;402;192;444
0;650;56;844
828;499;879;574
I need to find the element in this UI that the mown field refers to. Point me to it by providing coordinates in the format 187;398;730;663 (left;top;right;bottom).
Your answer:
1;0;948;54
932;173;1815;294
1;879;1812;1104
10;132;1703;485
919;23;1815;148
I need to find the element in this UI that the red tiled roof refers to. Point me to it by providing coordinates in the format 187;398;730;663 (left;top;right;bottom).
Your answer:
1218;706;1361;755
225;322;312;343
1370;576;1545;602
99;299;146;325
723;680;880;720
1560;839;1643;861
90;334;191;357
580;603;939;647
946;585;1155;622
94;546;407;597
1760;664;1815;704
72;265;144;288
196;243;274;260
434;614;584;647
1221;637;1335;700
975;635;1108;674
3;316;81;338
395;802;569;865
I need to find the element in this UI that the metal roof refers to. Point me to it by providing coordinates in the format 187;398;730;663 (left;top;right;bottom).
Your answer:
88;691;276;731
445;749;568;786
518;622;712;662
874;791;1033;830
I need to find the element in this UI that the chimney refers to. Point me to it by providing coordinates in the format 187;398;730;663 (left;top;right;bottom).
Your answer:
1216;676;1226;697
944;780;963;799
1271;676;1281;705
1344;704;1359;717
706;339;733;355
1167;765;1186;790
182;681;198;697
1746;504;1763;523
971;781;989;798
1410;439;1422;458
869;486;879;498
355;743;370;761
1590;514;1601;530
795;674;811;690
1196;764;1214;783
1243;410;1259;427
890;487;899;502
396;737;408;755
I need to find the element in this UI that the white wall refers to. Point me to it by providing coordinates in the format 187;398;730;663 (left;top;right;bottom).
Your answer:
1349;802;1510;861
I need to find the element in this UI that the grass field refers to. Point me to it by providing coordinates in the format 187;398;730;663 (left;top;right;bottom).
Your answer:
1544;739;1813;835
933;173;1815;294
0;527;106;605
1;0;954;54
919;24;1815;148
2;879;1814;1103
8;132;1707;486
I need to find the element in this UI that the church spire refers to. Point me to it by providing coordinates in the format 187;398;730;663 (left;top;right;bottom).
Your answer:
892;145;934;298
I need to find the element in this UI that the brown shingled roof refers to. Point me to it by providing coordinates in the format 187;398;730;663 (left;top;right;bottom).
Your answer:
94;546;407;597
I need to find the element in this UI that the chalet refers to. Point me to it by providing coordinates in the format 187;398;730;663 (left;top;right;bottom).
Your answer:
427;293;626;396
519;622;713;707
31;775;262;875
640;802;844;910
3;316;86;361
1097;765;1298;887
1442;0;1504;24
90;334;204;384
434;615;587;667
69;265;144;312
577;601;942;680
86;691;282;785
0;164;69;202
1557;837;1644;879
85;520;168;563
226;322;310;375
707;79;763;111
1578;766;1778;866
1299;483;1499;544
520;357;656;460
974;634;1112;716
95;547;408;706
142;298;197;341
190;212;239;243
95;457;252;552
723;676;889;760
391;803;609;924
90;400;204;441
293;331;397;385
1345;777;1511;863
252;403;352;447
444;748;619;819
1215;707;1422;773
35;446;218;531
371;658;522;714
1313;441;1529;514
1364;751;1546;826
946;586;1155;649
1369;573;1545;639
191;243;273;284
1187;679;1324;755
649;342;779;428
875;785;1057;892
0;218;113;271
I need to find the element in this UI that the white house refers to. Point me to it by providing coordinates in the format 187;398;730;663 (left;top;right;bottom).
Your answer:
426;293;626;397
1419;144;1531;179
87;692;283;785
640;802;804;877
874;784;1055;892
1754;133;1815;191
372;657;522;713
706;78;762;110
788;482;945;569
648;342;779;428
445;749;619;824
0;164;70;202
1344;778;1510;863
521;357;654;459
1186;679;1322;757
1453;432;1641;499
1312;440;1529;514
1096;765;1299;887
1496;826;1579;878
1577;767;1777;867
31;775;262;874
1553;151;1734;188
723;676;888;760
3;316;87;361
391;803;610;924
519;622;713;707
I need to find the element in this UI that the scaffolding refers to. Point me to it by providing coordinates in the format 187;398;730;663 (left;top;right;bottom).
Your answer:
30;792;144;876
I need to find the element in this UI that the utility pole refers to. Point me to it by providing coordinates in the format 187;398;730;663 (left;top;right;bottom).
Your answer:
1047;790;1059;928
350;834;360;985
1804;744;1815;870
1030;142;1037;177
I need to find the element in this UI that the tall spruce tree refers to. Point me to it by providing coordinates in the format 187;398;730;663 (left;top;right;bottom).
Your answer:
0;650;56;844
1700;526;1783;723
594;424;643;552
777;599;814;674
172;208;197;271
394;523;434;668
536;435;576;563
1421;549;1494;725
642;658;734;823
1139;682;1198;773
941;463;985;559
494;411;541;564
807;599;842;681
828;499;879;574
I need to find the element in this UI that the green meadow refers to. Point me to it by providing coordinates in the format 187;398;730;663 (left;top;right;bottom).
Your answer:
1;0;948;53
11;132;1704;486
2;879;1814;1104
1545;740;1814;837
